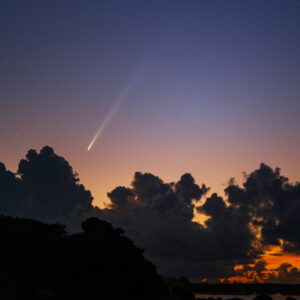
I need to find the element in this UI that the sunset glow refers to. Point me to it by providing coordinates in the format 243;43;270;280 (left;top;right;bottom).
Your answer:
1;0;300;285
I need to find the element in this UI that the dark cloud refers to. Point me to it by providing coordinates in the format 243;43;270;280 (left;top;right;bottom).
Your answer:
100;164;300;279
1;146;94;224
0;162;20;215
200;193;259;262
235;260;268;281
225;163;300;252
107;186;134;209
1;147;300;281
269;263;300;284
99;173;258;279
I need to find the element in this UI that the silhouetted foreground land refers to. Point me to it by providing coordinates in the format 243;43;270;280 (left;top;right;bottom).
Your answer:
0;215;192;300
1;216;300;300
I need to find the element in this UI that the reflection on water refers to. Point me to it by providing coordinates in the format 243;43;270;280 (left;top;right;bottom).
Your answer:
195;295;300;300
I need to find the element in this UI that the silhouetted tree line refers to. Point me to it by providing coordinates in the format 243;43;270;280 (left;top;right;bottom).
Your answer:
161;277;300;298
161;277;300;300
0;215;188;300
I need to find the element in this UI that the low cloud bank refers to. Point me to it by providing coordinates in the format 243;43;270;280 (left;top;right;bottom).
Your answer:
1;146;300;281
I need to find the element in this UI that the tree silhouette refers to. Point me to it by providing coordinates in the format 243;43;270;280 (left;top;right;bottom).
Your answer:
0;216;172;300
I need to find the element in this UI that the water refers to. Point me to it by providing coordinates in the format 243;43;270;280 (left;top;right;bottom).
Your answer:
195;295;300;300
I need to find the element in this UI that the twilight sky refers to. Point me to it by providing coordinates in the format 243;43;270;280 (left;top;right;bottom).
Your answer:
1;0;300;209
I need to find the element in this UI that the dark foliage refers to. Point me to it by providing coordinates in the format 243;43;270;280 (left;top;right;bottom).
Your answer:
170;286;195;300
0;216;170;300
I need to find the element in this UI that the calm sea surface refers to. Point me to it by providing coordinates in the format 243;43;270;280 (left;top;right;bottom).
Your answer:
195;295;300;300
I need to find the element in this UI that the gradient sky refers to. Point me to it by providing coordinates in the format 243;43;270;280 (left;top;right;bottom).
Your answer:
1;0;300;212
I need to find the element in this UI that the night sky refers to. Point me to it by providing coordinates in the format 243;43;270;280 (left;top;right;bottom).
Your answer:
1;0;300;282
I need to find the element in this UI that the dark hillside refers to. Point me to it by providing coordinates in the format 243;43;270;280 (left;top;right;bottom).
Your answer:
0;216;170;300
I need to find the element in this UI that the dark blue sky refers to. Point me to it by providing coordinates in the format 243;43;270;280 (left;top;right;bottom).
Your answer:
1;0;300;203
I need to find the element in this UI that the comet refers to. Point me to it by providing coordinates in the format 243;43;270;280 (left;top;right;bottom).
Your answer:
87;62;146;151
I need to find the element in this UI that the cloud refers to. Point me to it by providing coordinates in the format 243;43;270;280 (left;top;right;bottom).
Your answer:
234;260;268;281
99;164;300;280
10;146;93;223
235;260;300;284
200;193;259;262
99;173;259;279
1;147;300;281
270;263;300;284
225;163;300;252
0;162;21;215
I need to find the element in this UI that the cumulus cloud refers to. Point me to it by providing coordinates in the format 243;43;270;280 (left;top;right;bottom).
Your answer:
270;263;300;283
1;147;300;281
0;162;21;215
234;260;268;281
1;146;93;223
225;163;300;252
99;164;300;280
99;173;259;279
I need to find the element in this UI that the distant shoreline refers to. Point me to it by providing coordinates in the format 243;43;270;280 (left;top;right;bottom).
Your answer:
193;294;300;298
190;284;300;297
193;293;300;295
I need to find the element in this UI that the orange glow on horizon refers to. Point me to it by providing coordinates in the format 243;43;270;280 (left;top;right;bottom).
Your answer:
229;247;300;283
227;276;254;283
